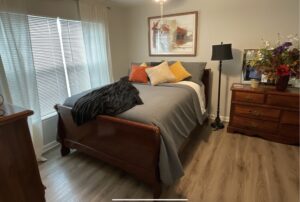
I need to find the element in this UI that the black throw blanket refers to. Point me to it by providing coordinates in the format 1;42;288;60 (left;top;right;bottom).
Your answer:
71;77;143;125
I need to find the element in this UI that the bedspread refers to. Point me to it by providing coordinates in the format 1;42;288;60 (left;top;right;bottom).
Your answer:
64;81;207;185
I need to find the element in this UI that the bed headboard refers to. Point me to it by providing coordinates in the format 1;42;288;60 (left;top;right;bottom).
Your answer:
131;62;211;108
202;69;211;108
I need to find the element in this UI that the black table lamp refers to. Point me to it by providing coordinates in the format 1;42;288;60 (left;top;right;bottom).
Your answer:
211;42;233;130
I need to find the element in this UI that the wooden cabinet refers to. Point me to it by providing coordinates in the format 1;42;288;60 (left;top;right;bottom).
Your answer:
0;104;45;202
228;84;299;145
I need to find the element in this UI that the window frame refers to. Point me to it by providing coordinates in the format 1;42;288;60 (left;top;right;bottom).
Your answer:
28;14;88;119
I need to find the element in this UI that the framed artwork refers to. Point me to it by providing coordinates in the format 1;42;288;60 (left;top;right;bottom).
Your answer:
148;11;198;57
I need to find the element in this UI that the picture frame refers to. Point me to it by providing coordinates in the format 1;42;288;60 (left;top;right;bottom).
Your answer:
242;49;271;84
148;11;198;57
242;49;262;83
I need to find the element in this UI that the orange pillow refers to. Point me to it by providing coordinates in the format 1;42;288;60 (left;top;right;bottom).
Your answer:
129;65;148;83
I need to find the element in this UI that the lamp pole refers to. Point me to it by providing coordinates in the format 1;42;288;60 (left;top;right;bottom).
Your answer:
211;42;233;130
212;59;224;129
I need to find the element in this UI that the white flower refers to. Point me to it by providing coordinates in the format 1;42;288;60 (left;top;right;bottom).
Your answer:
287;34;299;41
264;40;270;48
257;51;262;56
276;33;282;45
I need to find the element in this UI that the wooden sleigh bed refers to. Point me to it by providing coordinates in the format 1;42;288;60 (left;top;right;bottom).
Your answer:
54;69;210;198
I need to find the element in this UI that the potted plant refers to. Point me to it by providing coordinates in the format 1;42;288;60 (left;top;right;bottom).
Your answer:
250;34;299;91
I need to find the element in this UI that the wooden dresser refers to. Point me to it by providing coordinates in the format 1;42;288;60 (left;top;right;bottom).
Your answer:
0;104;45;202
228;83;299;145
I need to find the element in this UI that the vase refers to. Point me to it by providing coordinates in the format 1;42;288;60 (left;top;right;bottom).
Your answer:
250;79;259;88
276;75;289;91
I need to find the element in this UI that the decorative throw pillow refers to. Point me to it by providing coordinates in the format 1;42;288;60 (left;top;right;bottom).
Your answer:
129;65;148;83
169;61;192;82
169;61;207;85
145;61;176;85
140;62;147;67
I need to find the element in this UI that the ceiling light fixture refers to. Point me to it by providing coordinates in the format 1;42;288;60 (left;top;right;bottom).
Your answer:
153;0;168;53
155;0;167;26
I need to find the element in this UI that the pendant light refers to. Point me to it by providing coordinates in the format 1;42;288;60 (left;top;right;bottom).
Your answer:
155;0;167;30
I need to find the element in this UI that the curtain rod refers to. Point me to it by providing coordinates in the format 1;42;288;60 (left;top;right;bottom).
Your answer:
74;0;111;10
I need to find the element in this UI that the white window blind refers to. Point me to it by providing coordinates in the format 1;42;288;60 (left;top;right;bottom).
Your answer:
59;19;91;95
28;16;70;117
28;15;93;117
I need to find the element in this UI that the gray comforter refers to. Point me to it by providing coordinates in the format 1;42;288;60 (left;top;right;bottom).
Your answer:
64;82;207;185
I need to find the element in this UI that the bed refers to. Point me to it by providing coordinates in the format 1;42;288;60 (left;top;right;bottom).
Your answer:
54;62;210;198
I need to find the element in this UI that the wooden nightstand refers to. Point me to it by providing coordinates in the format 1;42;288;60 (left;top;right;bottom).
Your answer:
0;104;45;202
227;83;299;145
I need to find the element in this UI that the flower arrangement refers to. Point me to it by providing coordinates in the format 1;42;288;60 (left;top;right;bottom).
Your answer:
249;34;300;83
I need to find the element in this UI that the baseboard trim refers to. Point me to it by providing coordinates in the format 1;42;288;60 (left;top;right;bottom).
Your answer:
210;114;230;123
43;141;59;154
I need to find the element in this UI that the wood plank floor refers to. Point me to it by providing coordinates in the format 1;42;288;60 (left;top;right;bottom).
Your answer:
39;123;299;202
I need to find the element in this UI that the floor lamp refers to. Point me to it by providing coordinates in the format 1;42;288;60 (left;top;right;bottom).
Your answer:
211;42;233;130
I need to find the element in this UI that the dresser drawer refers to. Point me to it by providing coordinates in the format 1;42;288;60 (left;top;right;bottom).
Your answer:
281;111;299;125
234;92;264;104
233;104;280;121
231;116;278;134
266;94;299;108
278;124;299;139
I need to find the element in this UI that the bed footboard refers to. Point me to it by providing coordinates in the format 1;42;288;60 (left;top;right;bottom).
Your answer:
54;104;161;197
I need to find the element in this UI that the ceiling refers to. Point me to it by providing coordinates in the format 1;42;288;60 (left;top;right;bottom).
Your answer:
109;0;152;6
109;0;184;7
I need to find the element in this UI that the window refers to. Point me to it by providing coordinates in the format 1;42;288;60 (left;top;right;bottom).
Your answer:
28;15;90;117
59;19;91;95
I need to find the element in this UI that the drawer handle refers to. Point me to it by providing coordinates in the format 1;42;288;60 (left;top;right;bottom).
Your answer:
245;95;253;101
250;122;258;128
249;110;261;116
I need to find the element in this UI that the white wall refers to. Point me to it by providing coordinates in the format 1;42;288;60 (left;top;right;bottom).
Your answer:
27;0;80;20
108;6;131;80
125;0;299;119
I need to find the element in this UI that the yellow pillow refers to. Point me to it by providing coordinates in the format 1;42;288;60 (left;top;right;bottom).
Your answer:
140;62;147;67
169;61;191;82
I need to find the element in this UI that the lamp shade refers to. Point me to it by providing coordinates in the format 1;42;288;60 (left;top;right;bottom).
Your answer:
211;43;233;61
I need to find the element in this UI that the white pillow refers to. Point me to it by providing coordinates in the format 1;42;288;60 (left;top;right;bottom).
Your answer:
145;61;176;85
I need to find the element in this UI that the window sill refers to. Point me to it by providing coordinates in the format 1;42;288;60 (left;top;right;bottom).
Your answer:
41;112;57;121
